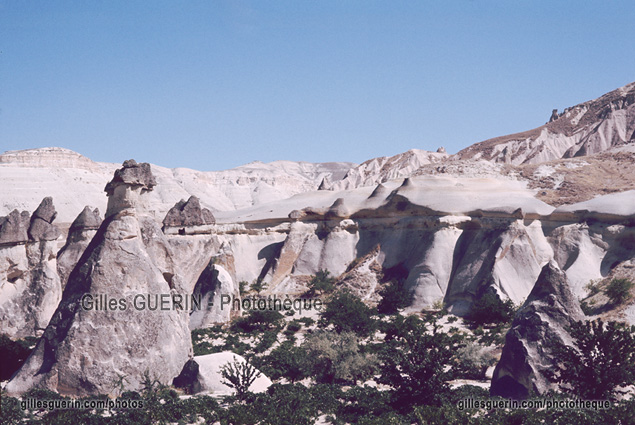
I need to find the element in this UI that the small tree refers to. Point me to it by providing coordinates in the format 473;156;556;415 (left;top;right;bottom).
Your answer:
319;291;376;338
261;342;309;383
302;330;378;385
465;293;516;326
548;319;635;400
306;269;336;295
377;279;414;314
250;277;267;294
379;314;462;410
605;278;634;306
220;356;261;400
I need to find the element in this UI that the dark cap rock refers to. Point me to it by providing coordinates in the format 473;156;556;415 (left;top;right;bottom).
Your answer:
163;196;215;228
104;159;156;196
70;207;102;232
28;197;61;241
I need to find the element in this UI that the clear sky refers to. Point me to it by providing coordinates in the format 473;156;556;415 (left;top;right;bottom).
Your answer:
1;1;634;171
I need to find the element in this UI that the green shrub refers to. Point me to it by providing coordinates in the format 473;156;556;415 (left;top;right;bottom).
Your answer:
548;319;635;400
239;280;249;296
319;291;376;338
585;279;601;296
334;385;394;424
377;280;413;315
605;278;634;305
254;329;279;354
377;264;412;314
298;317;315;326
306;269;336;295
258;342;308;383
465;293;516;326
220;356;261;400
453;342;495;380
231;309;285;333
302;330;378;385
379;314;462;411
250;277;268;294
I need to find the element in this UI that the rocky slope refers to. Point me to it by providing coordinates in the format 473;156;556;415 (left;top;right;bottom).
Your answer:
457;81;635;165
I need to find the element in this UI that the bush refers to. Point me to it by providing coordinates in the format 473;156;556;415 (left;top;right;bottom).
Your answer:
585;279;601;296
231;309;285;333
250;277;268;294
377;264;413;314
377;281;413;314
453;342;495;380
605;278;634;305
319;291;376;338
548;319;635;400
220;356;262;400
239;280;249;296
335;385;394;424
306;269;336;296
258;342;309;383
302;330;378;385
379;314;462;411
465;293;516;326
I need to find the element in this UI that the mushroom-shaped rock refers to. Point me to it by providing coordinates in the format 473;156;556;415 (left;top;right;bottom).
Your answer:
104;159;157;218
104;159;156;196
28;197;61;241
163;196;215;228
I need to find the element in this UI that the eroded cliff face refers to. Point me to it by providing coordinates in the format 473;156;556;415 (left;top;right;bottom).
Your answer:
206;180;633;317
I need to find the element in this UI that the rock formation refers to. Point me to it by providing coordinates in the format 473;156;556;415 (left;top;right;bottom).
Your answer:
549;108;559;122
189;259;240;329
0;199;63;337
28;197;61;241
0;210;30;245
490;261;584;399
0;81;634;400
5;161;192;396
163;196;215;230
458;81;635;165
56;207;102;286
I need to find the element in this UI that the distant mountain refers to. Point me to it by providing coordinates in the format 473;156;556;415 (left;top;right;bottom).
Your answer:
0;147;355;223
457;81;635;164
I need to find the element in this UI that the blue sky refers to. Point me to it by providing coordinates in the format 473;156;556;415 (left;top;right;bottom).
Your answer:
1;1;634;171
